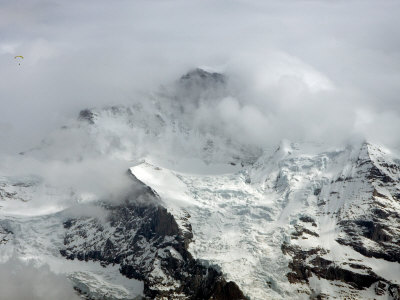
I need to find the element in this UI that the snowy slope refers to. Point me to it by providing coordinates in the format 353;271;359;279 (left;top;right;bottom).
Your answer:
0;210;144;299
0;68;252;300
0;171;144;298
131;141;400;300
0;166;244;299
1;68;400;299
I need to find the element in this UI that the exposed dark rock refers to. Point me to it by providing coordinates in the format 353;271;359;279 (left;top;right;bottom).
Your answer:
0;224;13;245
282;243;321;284
282;242;400;295
313;188;321;196
209;280;246;300
351;220;392;242
334;144;400;267
78;109;95;124
291;225;319;239
299;216;317;225
375;281;388;296
336;237;400;263
389;285;400;299
60;183;247;300
372;208;390;219
179;68;226;87
345;263;372;271
368;165;394;183
175;68;228;111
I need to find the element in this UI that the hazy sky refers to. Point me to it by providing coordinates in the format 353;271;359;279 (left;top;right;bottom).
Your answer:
1;0;400;152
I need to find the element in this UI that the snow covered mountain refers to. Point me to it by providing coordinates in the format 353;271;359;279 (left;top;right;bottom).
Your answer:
130;141;400;299
1;68;400;299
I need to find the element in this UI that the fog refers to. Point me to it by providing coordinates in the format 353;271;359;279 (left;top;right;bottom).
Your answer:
0;2;399;297
0;0;399;204
0;0;399;208
1;0;400;154
0;259;81;300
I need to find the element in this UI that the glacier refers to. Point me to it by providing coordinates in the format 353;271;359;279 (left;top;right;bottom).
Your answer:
0;68;399;299
130;141;400;299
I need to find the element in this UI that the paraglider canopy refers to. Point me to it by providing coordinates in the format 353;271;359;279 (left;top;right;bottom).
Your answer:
14;55;24;66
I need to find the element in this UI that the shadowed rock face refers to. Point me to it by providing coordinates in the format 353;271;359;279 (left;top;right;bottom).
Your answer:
282;243;400;298
175;68;228;110
78;109;96;124
179;68;226;90
278;143;400;298
335;144;400;264
60;184;246;300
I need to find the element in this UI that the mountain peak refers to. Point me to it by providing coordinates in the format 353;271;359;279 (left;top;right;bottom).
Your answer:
177;68;226;95
180;67;225;84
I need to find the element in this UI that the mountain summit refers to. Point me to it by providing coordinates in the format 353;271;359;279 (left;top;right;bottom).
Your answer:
0;70;399;300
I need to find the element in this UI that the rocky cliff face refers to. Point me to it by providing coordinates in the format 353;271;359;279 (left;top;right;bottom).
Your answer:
131;141;400;300
2;140;400;299
1;69;400;300
335;144;400;264
60;177;246;300
265;143;400;299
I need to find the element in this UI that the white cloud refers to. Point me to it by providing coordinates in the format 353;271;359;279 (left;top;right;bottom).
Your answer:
0;0;399;153
0;259;81;300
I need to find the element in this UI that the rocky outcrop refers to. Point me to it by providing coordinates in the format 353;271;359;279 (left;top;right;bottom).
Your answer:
335;144;400;264
78;109;96;124
60;184;246;300
179;68;226;90
275;144;400;298
175;68;228;109
0;224;12;245
291;225;319;239
282;243;400;298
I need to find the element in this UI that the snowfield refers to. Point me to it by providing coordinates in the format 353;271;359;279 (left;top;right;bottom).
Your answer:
1;69;400;299
0;178;144;300
131;141;400;299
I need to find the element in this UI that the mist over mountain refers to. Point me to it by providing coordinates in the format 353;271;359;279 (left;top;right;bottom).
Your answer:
1;1;400;299
1;0;400;154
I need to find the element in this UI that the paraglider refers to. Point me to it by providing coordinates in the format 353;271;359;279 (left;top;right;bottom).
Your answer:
14;55;24;65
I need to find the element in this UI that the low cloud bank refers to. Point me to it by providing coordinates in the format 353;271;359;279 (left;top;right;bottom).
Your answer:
1;0;400;209
1;0;400;153
0;259;81;300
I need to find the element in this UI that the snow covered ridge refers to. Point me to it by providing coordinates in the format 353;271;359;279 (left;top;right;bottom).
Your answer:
1;68;400;299
60;183;245;299
24;68;261;166
0;176;246;299
0;212;144;300
0;67;252;300
0;165;246;299
131;141;400;300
